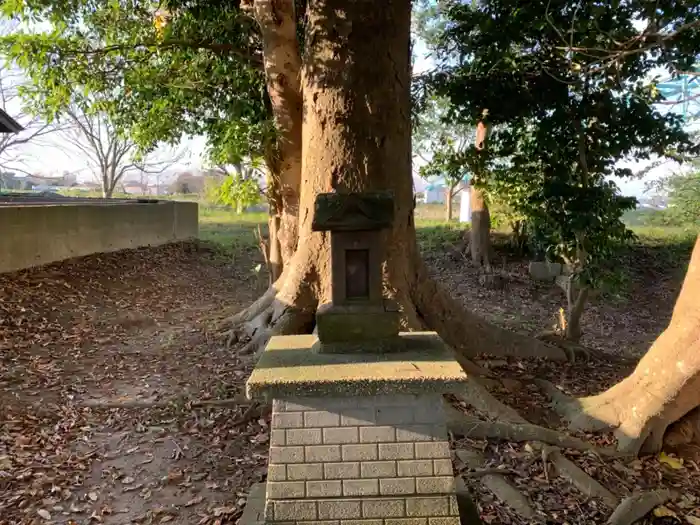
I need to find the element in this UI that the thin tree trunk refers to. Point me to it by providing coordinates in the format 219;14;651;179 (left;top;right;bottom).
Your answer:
252;0;303;269
564;286;588;341
470;119;491;268
446;186;454;221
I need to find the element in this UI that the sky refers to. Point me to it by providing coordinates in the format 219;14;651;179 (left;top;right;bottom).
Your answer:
2;27;698;197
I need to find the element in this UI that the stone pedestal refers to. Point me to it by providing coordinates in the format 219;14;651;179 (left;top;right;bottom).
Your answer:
245;332;469;525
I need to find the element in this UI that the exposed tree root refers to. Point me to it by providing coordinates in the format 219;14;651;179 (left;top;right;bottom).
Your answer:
455;448;540;522
452;377;526;424
536;331;599;362
446;408;620;456
542;445;619;508
80;394;252;410
606;489;677;525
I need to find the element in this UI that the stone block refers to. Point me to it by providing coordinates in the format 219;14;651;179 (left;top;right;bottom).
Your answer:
267;481;306;499
397;460;433;477
341;521;383;525
396;425;443;442
528;261;562;281
380;478;416;496
362;499;405;518
268;464;287;481
343;479;379;497
318;500;362;520
360;461;396;478
305;411;341;428
415;477;454;495
287;428;323;445
342;444;378;461
360;426;395;443
324;462;360;480
270;430;286;446
432;460;452;476
414;442;450;459
270;446;305;464
273;412;304;429
287;463;323;481
341;408;376;426
307;480;343;498
273;501;317;521
379;443;414;460
405;497;450;517
316;305;401;344
306;445;342;463
324;427;359;444
428;518;460;525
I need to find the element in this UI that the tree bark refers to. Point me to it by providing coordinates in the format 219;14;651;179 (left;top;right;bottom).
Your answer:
228;0;569;366
556;235;700;455
446;185;455;221
470;119;491;268
253;0;303;273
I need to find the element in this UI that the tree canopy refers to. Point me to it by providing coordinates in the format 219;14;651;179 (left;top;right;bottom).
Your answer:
1;0;272;165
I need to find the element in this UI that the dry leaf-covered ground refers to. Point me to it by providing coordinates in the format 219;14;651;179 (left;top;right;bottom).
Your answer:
1;224;697;525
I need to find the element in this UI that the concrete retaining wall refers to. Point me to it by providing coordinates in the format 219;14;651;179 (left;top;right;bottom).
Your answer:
0;200;198;274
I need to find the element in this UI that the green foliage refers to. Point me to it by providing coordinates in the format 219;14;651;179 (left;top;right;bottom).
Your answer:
421;0;700;288
657;168;700;226
216;172;262;214
1;0;272;165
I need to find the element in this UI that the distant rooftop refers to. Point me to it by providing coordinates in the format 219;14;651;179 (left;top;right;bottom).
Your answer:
0;109;23;133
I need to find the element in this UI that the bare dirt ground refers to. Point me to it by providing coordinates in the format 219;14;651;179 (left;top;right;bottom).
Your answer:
1;236;697;524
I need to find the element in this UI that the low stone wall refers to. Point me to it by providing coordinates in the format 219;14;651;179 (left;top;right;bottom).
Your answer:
0;200;198;274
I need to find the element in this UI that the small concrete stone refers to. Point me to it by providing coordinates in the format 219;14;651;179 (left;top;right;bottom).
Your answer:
324;462;360;480
305;411;341;428
397;460;433;477
307;480;343;498
341;521;383;525
342;444;378;461
433;460;453;476
360;461;396;478
273;412;304;429
405;497;450;517
318;500;362;520
528;260;562;281
268;464;287;481
379;443;414;460
428;518;460;525
343;479;379;497
287;428;323;445
414;442;450;459
362;499;405;518
396;425;443;442
380;478;416;496
267;481;306;499
270;430;286;446
269;446;305;464
324;427;359;444
287;463;323;481
360;426;395;443
341;408;376;426
387;519;428;525
306;445;341;463
273;501;317;521
415;477;454;495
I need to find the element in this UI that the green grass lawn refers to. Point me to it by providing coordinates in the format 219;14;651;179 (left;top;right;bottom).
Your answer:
197;205;467;254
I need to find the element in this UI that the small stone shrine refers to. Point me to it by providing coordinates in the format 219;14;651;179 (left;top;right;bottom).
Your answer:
244;192;469;525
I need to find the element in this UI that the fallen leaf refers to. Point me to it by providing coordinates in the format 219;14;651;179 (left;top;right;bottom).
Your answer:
659;452;685;469
687;517;700;525
185;496;204;507
88;491;98;501
37;509;51;520
122;476;135;484
654;505;677;518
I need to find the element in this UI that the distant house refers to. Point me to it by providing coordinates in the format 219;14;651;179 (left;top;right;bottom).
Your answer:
0;109;23;133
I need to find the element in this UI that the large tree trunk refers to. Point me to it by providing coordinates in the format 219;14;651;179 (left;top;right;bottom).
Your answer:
229;0;569;366
252;0;303;277
555;235;700;455
470;120;491;268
